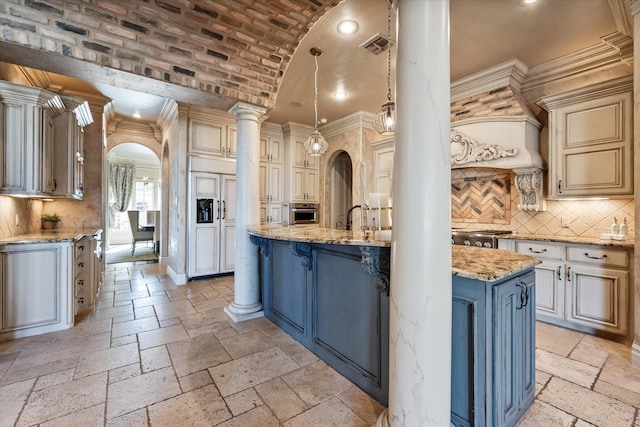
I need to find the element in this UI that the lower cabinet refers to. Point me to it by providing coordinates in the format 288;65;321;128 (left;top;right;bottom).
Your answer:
503;239;631;340
0;241;73;339
451;270;536;427
74;236;99;315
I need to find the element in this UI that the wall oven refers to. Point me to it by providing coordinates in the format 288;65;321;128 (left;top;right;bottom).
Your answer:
287;203;319;225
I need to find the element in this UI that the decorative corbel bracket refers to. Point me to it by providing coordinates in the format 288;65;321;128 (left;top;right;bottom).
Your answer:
514;168;546;212
292;242;313;271
249;235;270;257
451;129;519;166
359;247;390;296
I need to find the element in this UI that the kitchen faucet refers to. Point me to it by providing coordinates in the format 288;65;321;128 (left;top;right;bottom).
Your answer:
345;205;361;231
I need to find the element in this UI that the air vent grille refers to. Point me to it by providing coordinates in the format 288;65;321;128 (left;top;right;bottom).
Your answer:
359;33;394;55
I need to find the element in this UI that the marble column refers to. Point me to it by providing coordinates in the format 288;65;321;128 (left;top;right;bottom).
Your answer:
628;0;640;368
378;0;452;426
225;102;266;323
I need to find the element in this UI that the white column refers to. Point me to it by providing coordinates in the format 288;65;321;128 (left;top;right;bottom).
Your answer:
225;102;266;323
628;0;640;368
379;1;452;426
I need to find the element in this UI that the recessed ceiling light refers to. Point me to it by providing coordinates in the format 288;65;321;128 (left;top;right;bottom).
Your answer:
337;20;359;35
132;112;142;119
523;0;537;3
334;91;347;100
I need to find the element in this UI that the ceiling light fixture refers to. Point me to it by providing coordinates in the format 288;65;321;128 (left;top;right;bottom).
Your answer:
334;91;347;100
337;19;359;35
132;112;142;119
372;1;395;135
304;47;328;157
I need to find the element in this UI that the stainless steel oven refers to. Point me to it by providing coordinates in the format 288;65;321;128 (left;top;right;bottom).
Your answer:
451;229;513;248
288;203;319;225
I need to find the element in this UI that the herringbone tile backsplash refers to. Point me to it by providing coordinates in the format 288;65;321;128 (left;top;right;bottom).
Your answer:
451;168;635;238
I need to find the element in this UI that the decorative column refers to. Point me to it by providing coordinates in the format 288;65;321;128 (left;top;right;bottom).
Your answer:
225;102;266;323
379;0;452;426
628;0;640;368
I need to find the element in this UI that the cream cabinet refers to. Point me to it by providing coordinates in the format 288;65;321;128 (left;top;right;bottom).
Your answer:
73;236;98;315
0;241;73;340
260;134;284;223
292;138;319;169
282;123;320;204
0;81;64;196
188;118;236;158
292;167;318;202
537;77;633;199
505;239;631;339
52;95;93;199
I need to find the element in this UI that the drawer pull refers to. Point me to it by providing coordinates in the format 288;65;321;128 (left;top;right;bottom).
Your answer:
529;248;547;254
584;252;607;261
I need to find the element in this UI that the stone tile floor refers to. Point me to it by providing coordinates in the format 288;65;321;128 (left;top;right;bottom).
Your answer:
0;261;638;426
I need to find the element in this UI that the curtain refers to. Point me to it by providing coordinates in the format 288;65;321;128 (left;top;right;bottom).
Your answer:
109;163;136;212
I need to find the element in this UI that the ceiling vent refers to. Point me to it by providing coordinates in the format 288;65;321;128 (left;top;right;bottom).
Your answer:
359;33;394;55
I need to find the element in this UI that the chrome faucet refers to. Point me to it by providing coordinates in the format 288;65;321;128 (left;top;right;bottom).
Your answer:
345;205;361;231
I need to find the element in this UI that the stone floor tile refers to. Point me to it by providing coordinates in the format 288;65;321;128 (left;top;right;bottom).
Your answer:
108;363;141;384
191;296;230;312
180;308;231;330
217;405;280;427
255;377;308;422
178;370;213;393
535;369;552;386
154;299;197;320
1;356;78;386
593;379;640;408
91;305;134;321
138;324;189;350
281;360;353;406
146;281;180;292
227;316;275;334
148;384;231;426
16;332;110;366
283;396;368;427
570;334;630;368
538;377;635;427
132;294;170;309
516;400;575;427
34;368;74;391
38;403;105;427
599;354;640;395
338;386;386;425
111;316;159;338
574;420;598;427
49;319;112;339
535;348;599;388
159;317;182;327
167;333;231;377
0;378;35;427
105;408;148;427
113;300;133;307
134;305;157;319
536;322;584;357
220;330;277;359
0;351;19;379
110;334;137;348
187;320;238;339
209;347;300;397
225;387;263;416
111;313;135;324
141;345;171;373
16;372;107;427
74;343;139;378
106;366;181;419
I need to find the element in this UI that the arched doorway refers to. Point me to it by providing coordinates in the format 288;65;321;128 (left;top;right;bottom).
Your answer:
330;151;353;229
106;143;161;260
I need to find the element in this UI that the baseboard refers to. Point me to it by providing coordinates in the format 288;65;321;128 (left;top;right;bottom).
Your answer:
167;265;187;285
632;343;640;368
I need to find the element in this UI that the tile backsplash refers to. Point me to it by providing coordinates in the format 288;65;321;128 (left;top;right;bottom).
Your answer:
451;168;635;238
0;196;43;239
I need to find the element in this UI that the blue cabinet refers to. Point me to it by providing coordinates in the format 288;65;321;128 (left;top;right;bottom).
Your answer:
451;270;535;427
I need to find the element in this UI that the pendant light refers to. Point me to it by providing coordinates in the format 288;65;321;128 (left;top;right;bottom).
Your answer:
304;47;328;157
372;1;395;135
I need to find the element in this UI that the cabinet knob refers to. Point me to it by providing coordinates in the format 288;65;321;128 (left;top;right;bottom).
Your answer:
78;262;84;268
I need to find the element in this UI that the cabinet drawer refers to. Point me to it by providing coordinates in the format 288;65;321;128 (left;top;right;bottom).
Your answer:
566;246;628;268
515;241;563;260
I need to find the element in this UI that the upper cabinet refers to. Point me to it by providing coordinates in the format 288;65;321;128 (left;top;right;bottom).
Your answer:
52;95;93;199
0;81;64;197
537;76;633;199
188;108;236;158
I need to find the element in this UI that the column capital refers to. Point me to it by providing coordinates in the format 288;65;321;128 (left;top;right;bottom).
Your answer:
228;102;267;121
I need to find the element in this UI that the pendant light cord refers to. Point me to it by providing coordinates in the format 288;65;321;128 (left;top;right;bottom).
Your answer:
386;0;392;102
314;52;319;130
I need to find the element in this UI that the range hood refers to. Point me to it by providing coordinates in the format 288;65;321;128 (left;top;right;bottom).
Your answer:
450;60;545;212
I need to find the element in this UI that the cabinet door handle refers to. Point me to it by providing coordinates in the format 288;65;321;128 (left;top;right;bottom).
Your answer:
558;180;562;194
584;252;607;261
53;179;57;191
516;281;529;309
216;200;220;220
529;248;547;254
557;265;562;280
567;266;572;282
222;201;226;219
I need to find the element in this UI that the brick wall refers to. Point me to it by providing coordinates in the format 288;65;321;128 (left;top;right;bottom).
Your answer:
0;0;338;109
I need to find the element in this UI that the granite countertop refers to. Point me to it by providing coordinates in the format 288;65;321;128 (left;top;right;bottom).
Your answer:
249;225;541;282
499;233;634;249
0;228;102;245
248;224;392;247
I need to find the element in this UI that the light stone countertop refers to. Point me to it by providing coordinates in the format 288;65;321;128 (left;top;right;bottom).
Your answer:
499;233;634;249
249;225;541;282
0;228;102;245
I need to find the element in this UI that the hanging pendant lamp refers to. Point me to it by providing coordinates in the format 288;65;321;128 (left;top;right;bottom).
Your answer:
304;47;328;157
373;1;395;135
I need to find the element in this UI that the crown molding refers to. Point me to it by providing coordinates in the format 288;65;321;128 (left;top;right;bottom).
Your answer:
609;0;633;34
451;59;529;102
320;111;375;138
535;75;633;111
17;66;52;88
628;0;640;16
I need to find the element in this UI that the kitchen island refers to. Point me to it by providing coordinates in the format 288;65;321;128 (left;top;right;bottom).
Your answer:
249;225;541;426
